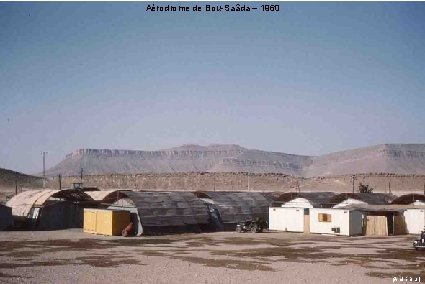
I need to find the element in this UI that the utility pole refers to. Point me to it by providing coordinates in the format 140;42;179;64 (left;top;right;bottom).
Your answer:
388;179;391;194
42;151;48;188
247;173;250;191
351;175;356;194
15;172;18;196
42;152;47;178
80;167;84;184
58;174;62;191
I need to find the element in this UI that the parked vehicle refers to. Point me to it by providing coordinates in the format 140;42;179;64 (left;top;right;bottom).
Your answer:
413;231;425;250
236;217;268;233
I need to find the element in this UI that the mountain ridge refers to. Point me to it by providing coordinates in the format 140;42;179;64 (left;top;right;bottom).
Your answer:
43;143;425;177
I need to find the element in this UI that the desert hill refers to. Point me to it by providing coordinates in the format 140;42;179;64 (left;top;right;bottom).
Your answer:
0;168;43;189
0;168;43;202
44;144;425;177
305;144;425;177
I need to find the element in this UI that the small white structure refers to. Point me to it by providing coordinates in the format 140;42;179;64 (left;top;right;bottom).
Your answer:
330;193;394;209
269;207;309;233
281;198;314;208
309;208;363;236
403;209;425;234
277;192;336;209
333;198;368;209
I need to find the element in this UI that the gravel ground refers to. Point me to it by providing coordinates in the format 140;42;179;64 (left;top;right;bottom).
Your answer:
0;230;424;284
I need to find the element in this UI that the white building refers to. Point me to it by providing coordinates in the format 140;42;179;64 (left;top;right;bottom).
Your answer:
269;207;309;233
269;192;335;233
403;209;425;234
390;194;425;235
309;208;363;236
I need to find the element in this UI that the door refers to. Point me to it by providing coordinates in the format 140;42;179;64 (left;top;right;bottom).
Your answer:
303;209;310;233
365;216;388;236
394;215;406;235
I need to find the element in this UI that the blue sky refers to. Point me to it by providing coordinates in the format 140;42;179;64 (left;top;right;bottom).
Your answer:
0;2;424;174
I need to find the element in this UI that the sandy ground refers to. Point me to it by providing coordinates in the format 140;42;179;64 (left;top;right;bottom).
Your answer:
1;230;424;284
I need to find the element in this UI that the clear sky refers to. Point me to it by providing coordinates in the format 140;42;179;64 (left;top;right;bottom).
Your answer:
1;2;424;174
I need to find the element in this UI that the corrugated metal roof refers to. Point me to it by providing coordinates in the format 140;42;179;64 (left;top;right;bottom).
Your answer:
6;189;92;217
118;191;210;227
194;191;270;224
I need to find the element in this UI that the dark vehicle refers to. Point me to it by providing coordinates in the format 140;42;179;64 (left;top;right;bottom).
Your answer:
413;231;425;250
236;217;268;233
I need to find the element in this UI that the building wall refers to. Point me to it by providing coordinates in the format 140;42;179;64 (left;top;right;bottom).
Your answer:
309;208;356;236
404;209;425;234
269;207;305;232
47;173;298;192
280;198;313;208
44;173;425;194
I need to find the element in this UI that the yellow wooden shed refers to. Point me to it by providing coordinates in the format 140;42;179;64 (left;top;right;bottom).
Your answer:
84;208;130;236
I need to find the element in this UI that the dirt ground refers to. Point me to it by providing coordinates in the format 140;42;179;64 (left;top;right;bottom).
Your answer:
0;230;424;284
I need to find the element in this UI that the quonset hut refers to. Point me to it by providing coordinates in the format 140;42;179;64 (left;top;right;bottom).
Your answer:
194;191;272;230
391;194;425;206
6;189;94;230
108;191;211;236
0;204;13;230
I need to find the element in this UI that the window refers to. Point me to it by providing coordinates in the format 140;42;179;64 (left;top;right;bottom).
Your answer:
318;213;332;222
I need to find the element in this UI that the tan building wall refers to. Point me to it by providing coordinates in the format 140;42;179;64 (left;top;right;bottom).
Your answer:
45;172;425;193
